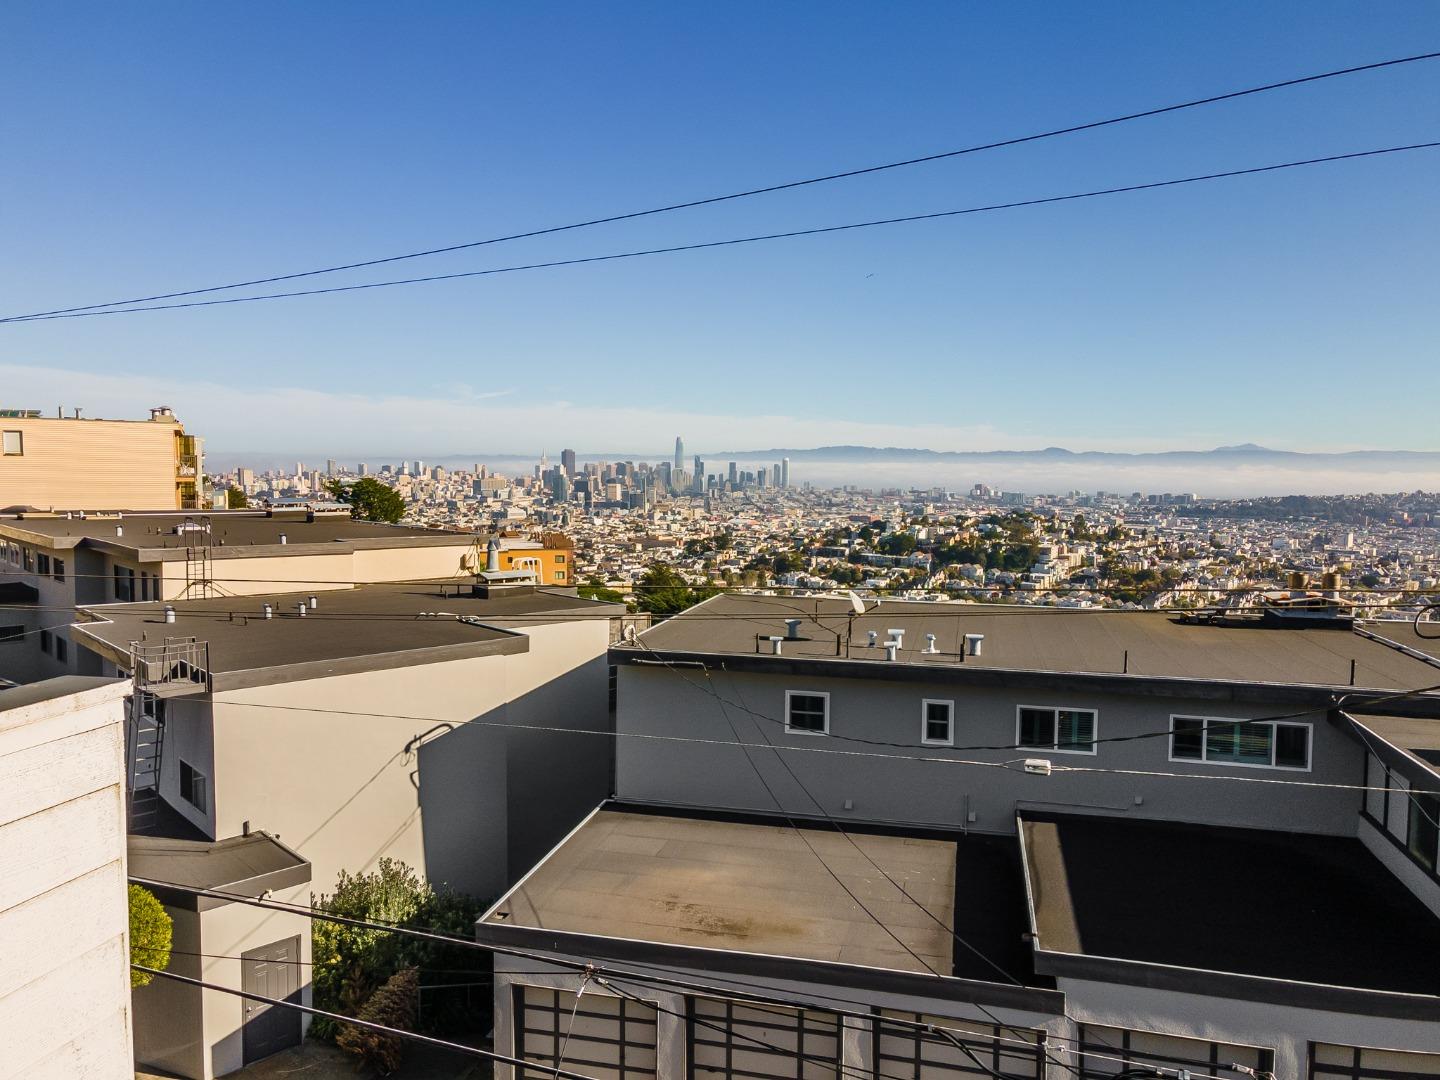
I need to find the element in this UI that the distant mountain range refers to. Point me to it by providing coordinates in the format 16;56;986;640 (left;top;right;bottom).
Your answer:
708;444;1440;465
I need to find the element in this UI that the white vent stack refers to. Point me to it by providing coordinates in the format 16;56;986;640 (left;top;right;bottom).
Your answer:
308;595;318;610
767;636;785;655
116;525;124;537
866;630;878;648
262;603;273;620
487;538;501;572
884;641;899;662
296;602;307;618
785;619;802;640
923;633;938;654
163;605;176;624
964;633;985;657
279;533;287;545
887;628;905;650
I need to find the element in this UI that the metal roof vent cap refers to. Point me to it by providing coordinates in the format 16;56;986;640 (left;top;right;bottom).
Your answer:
884;642;899;662
964;633;984;657
163;605;175;624
116;525;124;537
785;619;802;640
923;633;938;654
767;635;785;655
308;595;318;609
296;602;307;617
866;630;878;647
262;603;273;620
279;533;287;544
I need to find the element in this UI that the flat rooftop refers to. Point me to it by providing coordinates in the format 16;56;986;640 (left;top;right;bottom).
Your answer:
621;594;1440;694
0;510;462;554
482;806;1036;986
73;582;617;686
1020;812;1440;997
130;831;310;910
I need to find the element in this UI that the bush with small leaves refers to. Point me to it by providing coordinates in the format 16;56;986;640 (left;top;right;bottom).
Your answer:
129;884;173;987
336;966;419;1074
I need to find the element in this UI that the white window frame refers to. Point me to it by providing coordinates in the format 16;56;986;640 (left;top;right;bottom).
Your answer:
179;759;208;813
1;430;21;456
784;690;830;736
1015;704;1098;756
920;699;954;746
1167;714;1312;772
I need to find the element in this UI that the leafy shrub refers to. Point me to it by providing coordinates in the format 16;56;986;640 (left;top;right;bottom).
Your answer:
311;859;487;1038
129;884;173;987
336;966;419;1074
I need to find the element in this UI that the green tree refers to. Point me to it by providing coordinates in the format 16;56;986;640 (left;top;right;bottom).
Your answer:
225;486;248;509
129;884;173;987
326;478;406;524
635;563;719;615
311;859;484;1038
578;576;625;604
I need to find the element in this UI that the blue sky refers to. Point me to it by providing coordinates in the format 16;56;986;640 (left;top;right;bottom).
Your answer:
3;2;1438;457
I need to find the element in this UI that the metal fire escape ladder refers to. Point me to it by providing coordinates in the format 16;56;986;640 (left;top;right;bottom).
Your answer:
180;515;215;599
125;637;211;833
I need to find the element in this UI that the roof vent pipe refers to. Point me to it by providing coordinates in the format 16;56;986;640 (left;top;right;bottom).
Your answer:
923;633;938;654
296;602;307;618
964;633;984;657
887;628;904;647
487;538;501;572
163;605;176;624
116;526;124;537
767;636;785;655
866;630;878;647
262;603;273;619
308;595;318;609
279;533;287;545
885;642;899;662
785;619;802;640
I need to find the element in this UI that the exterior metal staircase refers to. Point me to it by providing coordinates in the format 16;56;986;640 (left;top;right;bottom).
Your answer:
125;637;211;834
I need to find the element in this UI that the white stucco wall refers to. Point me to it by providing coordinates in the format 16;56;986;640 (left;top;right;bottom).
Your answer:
0;679;133;1079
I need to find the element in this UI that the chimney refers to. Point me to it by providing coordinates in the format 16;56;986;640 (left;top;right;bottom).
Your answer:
785;619;802;640
1288;570;1308;596
1321;570;1341;598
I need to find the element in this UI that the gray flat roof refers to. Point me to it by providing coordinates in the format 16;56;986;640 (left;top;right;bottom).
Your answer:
1019;812;1440;1012
621;594;1440;695
73;583;618;686
130;831;310;910
0;510;466;557
1344;712;1440;783
485;808;957;975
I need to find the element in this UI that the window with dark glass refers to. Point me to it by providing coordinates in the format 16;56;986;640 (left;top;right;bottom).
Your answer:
0;625;24;642
786;691;829;734
39;629;52;654
922;700;953;745
55;637;67;663
1171;716;1310;770
179;761;208;813
1408;793;1439;872
52;558;64;582
1018;707;1096;753
36;553;50;575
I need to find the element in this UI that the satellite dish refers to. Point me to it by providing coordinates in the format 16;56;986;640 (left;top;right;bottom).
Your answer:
847;590;866;616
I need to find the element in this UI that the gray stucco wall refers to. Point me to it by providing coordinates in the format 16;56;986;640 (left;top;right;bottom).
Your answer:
614;664;1361;836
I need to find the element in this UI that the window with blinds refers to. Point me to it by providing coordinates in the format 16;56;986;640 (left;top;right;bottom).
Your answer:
875;1011;1045;1080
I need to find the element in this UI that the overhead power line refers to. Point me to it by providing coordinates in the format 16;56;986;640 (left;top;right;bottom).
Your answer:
5;141;1437;322
5;49;1437;323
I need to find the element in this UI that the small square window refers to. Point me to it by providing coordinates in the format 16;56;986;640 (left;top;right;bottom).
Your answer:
921;700;953;745
1017;706;1097;754
1171;717;1204;760
1274;724;1310;770
786;691;829;734
179;761;208;813
1;430;21;455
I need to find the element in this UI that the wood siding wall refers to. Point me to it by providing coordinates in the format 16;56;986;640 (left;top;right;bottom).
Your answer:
0;417;184;510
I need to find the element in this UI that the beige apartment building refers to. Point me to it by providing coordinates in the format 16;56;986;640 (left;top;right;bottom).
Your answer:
0;406;202;512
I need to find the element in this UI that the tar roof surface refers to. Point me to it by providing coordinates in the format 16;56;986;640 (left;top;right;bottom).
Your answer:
0;511;457;551
1347;712;1440;777
627;594;1440;692
74;583;615;676
484;807;1035;982
129;832;308;890
0;675;122;712
1020;812;1440;996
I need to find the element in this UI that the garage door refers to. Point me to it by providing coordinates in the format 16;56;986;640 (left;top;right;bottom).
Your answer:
1311;1042;1440;1079
515;985;659;1080
876;1011;1047;1080
689;997;841;1080
1076;1025;1273;1079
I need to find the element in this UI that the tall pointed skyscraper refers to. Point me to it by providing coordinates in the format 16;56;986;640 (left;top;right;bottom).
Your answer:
674;436;684;472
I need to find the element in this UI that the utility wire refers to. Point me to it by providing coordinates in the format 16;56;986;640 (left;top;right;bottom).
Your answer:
7;141;1437;322
132;965;605;1080
6;49;1437;322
